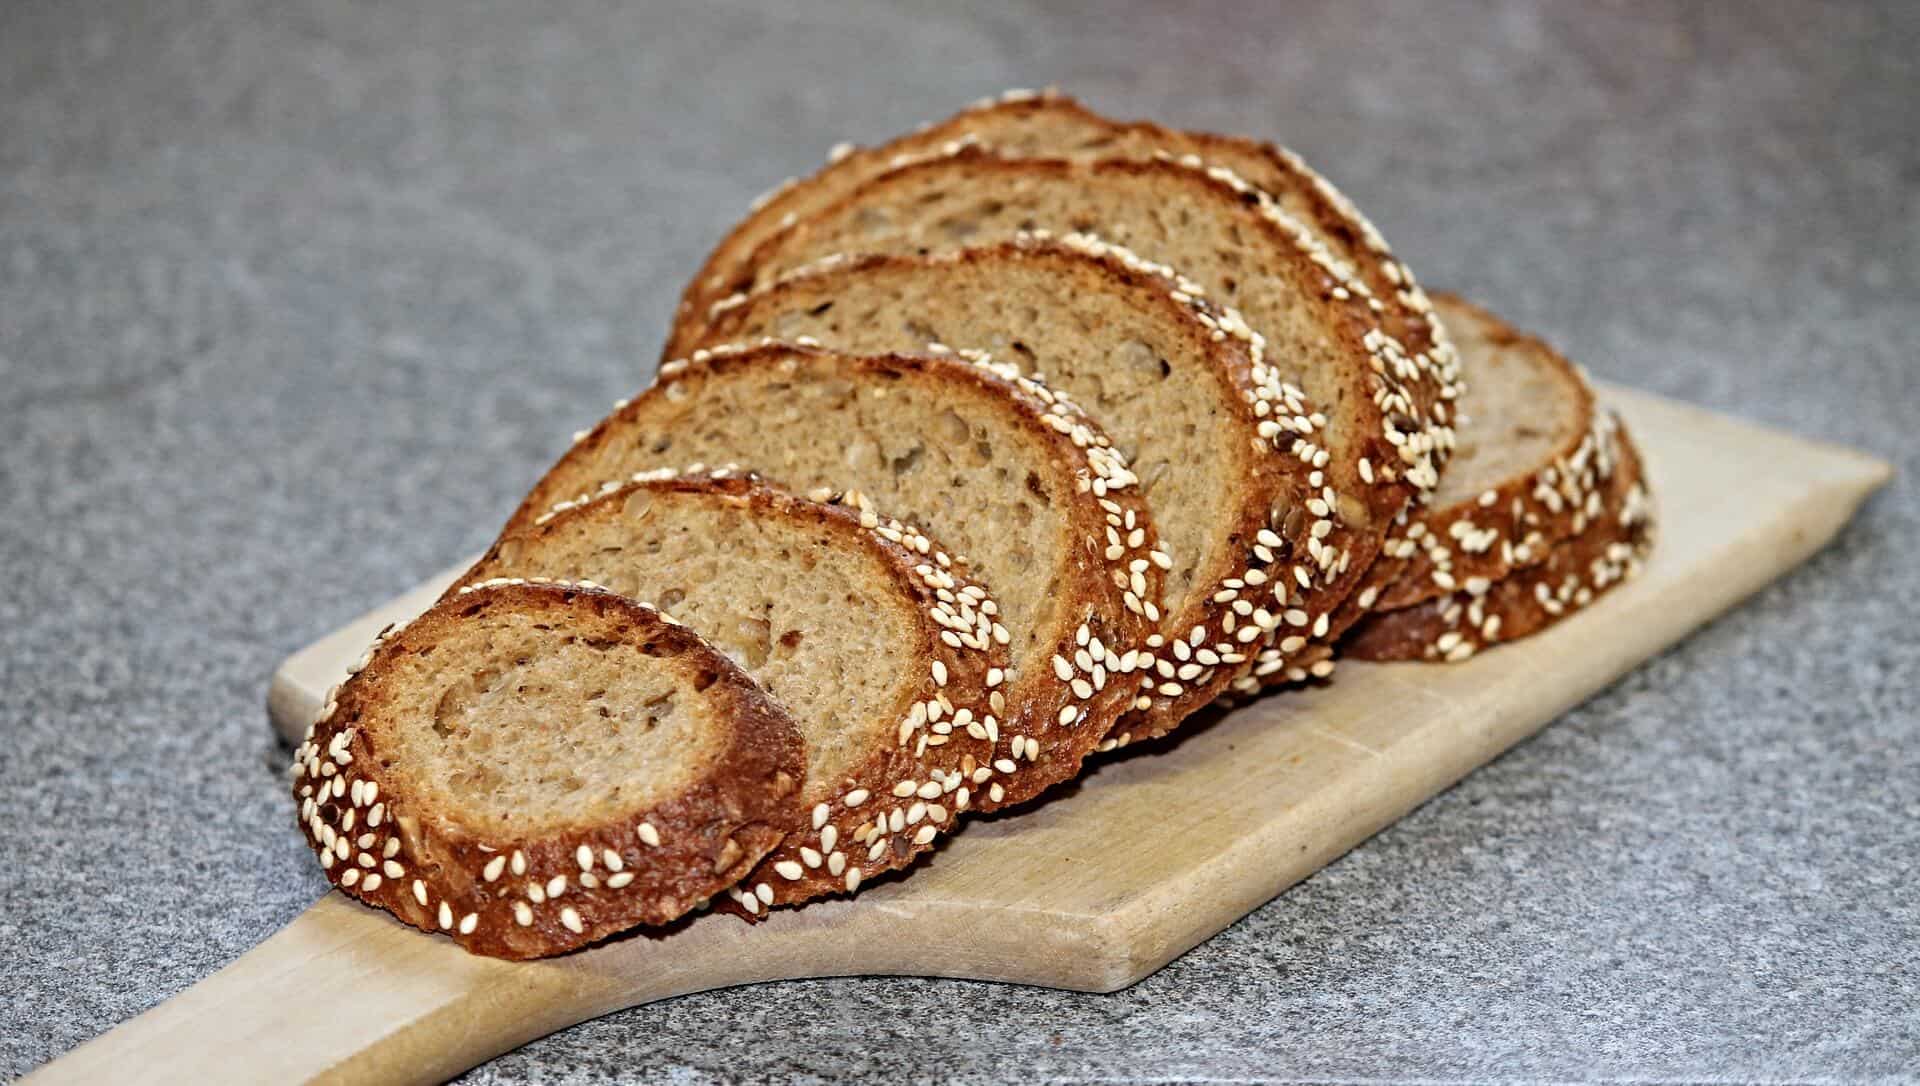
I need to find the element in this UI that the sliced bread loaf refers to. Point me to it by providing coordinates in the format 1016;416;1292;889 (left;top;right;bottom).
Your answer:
289;581;805;959
455;474;1009;912
506;343;1162;812
1344;415;1652;662
688;234;1327;742
678;90;1459;457
670;148;1441;677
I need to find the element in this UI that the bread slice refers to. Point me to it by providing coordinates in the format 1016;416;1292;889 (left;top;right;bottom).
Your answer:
688;234;1327;743
289;581;805;959
506;343;1162;811
1235;295;1626;687
670;147;1441;677
1344;415;1653;662
676;89;1459;458
454;474;1010;912
1358;295;1621;611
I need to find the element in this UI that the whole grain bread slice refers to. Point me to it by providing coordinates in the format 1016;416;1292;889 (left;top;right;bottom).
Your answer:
1343;414;1653;662
688;234;1329;742
454;474;1010;912
506;343;1162;812
1362;294;1619;611
671;148;1439;678
1240;294;1625;686
677;89;1460;459
289;581;804;959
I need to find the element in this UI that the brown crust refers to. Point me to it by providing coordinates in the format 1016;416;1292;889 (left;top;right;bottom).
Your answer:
504;343;1160;815
452;475;1012;914
1343;415;1654;662
670;147;1435;687
688;236;1327;745
288;582;805;959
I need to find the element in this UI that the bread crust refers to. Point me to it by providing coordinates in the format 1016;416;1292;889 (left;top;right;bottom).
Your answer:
1343;415;1653;662
689;235;1332;745
455;475;1013;913
504;343;1160;814
289;583;805;959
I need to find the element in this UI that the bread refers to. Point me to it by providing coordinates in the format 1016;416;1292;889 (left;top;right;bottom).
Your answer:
676;89;1459;458
289;581;805;959
1344;415;1652;662
1363;294;1620;610
687;233;1328;742
1239;294;1625;686
506;343;1162;811
669;147;1446;680
454;474;1009;912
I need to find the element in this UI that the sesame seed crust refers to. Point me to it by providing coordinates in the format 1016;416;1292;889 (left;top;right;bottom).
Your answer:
687;234;1340;744
1343;413;1654;663
502;342;1161;815
289;583;803;959
452;474;1014;914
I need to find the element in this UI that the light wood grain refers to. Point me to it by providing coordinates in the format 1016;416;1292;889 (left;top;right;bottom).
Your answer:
31;386;1890;1085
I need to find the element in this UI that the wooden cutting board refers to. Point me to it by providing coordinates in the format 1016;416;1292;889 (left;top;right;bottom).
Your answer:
31;385;1890;1085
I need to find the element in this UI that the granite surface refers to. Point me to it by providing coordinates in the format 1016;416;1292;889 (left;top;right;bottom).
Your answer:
3;1;1915;1081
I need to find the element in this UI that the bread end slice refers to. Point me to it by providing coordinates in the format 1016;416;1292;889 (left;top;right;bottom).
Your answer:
290;582;805;958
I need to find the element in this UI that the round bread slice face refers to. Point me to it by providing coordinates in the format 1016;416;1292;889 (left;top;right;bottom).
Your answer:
1343;414;1653;662
289;582;805;959
676;88;1458;468
506;344;1162;812
691;235;1327;743
454;475;1011;911
671;147;1438;678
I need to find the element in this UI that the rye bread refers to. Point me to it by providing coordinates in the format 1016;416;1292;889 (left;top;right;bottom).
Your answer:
676;89;1459;460
1363;294;1617;611
289;582;805;959
671;148;1442;676
1240;294;1625;686
506;343;1162;812
1344;415;1653;662
455;475;1010;912
689;233;1331;742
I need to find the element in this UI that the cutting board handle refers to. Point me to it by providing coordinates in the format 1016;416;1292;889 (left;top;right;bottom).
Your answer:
27;892;840;1086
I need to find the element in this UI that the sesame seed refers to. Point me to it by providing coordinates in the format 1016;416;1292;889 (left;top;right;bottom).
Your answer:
637;822;661;848
514;901;533;926
483;856;506;882
560;907;583;934
438;902;453;930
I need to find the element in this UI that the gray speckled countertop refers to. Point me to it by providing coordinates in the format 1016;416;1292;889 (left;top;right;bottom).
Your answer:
3;1;1915;1081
